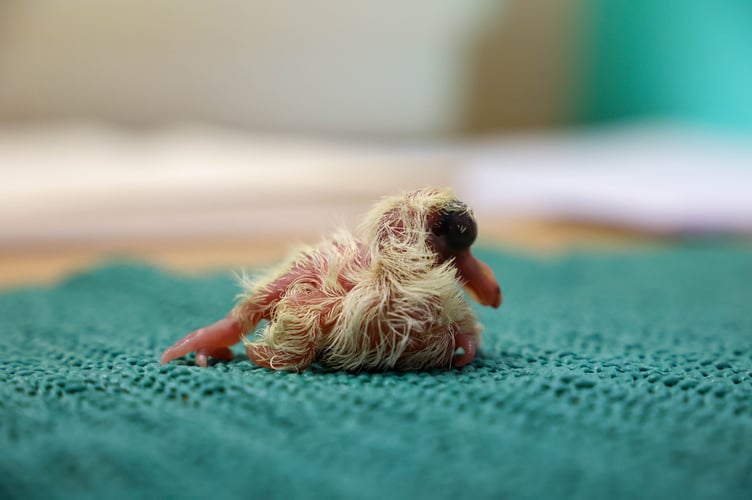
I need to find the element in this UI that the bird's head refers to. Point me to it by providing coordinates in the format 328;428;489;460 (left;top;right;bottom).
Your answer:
363;187;502;309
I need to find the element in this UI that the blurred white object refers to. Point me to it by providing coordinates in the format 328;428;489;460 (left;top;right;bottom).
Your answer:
456;125;752;232
1;123;751;249
0;125;450;247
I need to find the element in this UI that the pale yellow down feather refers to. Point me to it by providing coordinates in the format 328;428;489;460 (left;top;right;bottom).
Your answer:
234;187;481;371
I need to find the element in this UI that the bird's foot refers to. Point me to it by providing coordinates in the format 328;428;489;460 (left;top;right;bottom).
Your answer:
194;346;234;367
160;316;243;367
452;333;477;368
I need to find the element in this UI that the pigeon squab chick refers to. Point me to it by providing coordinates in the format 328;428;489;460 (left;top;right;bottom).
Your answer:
160;187;502;372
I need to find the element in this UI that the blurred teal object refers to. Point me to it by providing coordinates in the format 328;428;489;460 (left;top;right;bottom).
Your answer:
578;0;752;130
1;247;751;499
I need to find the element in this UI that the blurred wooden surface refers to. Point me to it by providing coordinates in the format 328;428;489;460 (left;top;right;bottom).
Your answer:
0;218;667;289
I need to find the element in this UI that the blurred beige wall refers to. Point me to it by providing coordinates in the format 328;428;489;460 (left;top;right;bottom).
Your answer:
0;0;579;137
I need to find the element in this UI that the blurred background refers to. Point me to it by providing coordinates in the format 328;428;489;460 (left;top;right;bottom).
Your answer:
1;0;751;286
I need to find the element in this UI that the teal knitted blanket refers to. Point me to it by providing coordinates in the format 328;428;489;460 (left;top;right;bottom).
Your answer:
1;245;750;500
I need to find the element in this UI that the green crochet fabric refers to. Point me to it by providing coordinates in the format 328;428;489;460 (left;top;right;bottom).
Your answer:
1;245;751;500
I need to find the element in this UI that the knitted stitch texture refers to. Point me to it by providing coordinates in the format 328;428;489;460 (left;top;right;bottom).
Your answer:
1;245;750;499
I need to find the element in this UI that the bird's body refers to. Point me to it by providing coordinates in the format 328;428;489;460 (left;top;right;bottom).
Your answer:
160;188;501;371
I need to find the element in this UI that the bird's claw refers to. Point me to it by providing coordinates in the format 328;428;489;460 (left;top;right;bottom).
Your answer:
452;333;477;368
195;347;235;367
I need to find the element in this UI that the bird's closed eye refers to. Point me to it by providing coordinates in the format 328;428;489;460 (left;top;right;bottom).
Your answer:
434;204;477;251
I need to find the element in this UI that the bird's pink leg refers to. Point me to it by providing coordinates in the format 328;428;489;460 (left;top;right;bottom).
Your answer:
159;265;307;367
452;332;477;368
160;314;246;367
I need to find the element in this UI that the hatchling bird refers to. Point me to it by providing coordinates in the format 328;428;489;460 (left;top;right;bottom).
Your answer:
160;187;502;371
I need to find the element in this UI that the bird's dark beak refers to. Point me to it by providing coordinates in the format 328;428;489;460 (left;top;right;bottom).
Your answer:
455;250;502;308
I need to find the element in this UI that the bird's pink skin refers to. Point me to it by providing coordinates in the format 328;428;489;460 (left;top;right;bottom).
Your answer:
159;256;495;369
159;192;502;371
159;252;501;370
159;315;245;368
159;269;303;367
452;333;478;368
